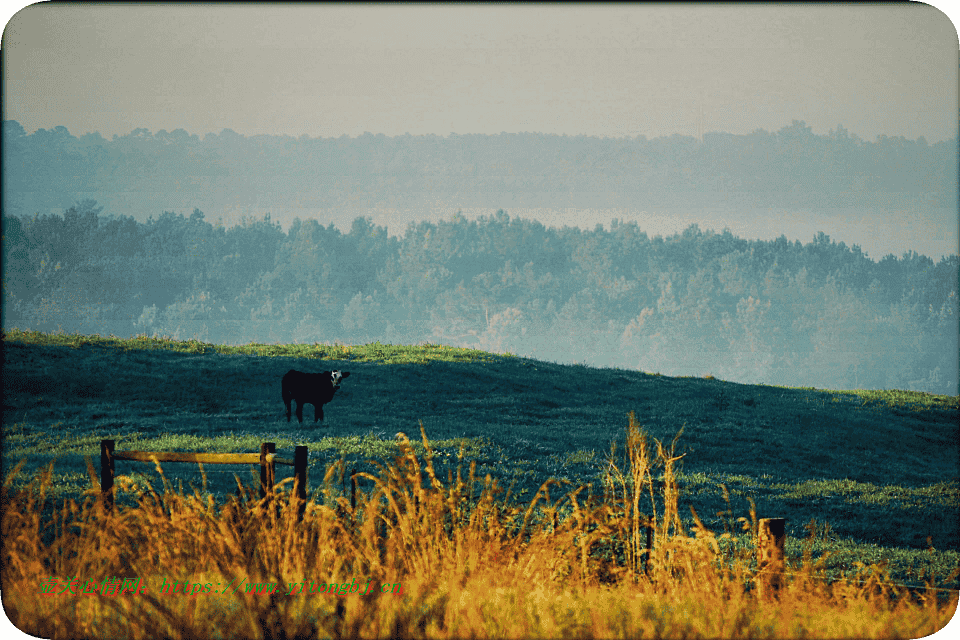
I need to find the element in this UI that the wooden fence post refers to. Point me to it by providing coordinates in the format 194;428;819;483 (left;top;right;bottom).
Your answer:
101;439;115;513
757;517;786;599
260;442;276;500
294;446;308;522
350;467;358;513
645;525;653;575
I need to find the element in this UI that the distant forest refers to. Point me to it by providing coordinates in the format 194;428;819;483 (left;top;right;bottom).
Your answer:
2;119;956;220
2;200;957;396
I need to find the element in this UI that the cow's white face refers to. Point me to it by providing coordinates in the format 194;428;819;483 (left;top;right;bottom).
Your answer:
331;370;344;387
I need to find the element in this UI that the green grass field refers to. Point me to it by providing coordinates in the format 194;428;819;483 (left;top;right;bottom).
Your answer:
2;327;958;591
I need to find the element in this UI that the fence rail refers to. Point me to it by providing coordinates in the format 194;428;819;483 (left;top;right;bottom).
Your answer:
99;440;308;521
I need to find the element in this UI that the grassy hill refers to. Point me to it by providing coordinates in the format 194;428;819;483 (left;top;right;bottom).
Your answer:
2;328;958;590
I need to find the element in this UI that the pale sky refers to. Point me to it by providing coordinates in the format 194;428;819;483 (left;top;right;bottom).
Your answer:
2;3;958;143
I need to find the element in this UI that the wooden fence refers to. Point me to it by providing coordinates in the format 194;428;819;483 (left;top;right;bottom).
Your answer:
99;440;308;521
99;440;786;590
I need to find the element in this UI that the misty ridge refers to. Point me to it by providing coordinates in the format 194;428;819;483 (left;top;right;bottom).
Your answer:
2;119;956;223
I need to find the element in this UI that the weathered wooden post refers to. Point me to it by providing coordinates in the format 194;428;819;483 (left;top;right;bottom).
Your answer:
645;525;653;575
294;445;308;522
260;442;276;500
757;518;786;599
101;439;115;513
350;467;358;513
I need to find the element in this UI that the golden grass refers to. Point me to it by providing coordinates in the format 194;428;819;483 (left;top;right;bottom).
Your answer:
2;414;955;639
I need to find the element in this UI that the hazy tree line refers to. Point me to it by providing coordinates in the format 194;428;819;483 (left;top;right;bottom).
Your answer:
2;200;956;395
2;119;955;218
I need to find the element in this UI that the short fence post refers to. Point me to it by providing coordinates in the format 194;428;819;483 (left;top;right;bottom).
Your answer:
757;517;786;599
101;439;115;513
350;467;358;513
294;446;308;522
260;442;276;500
645;525;653;575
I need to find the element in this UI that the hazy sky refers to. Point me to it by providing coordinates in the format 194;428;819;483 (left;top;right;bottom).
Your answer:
2;3;958;143
2;3;958;262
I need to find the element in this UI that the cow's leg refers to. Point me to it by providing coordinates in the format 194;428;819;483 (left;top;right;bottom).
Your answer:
296;402;304;424
284;396;292;422
315;406;324;423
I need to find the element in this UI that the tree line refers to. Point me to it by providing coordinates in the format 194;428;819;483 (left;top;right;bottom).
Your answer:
2;201;956;395
2;119;955;220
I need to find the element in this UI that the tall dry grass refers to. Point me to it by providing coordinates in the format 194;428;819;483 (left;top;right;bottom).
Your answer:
2;413;955;639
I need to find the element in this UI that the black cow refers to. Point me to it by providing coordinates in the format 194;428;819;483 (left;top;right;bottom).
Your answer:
282;369;351;424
